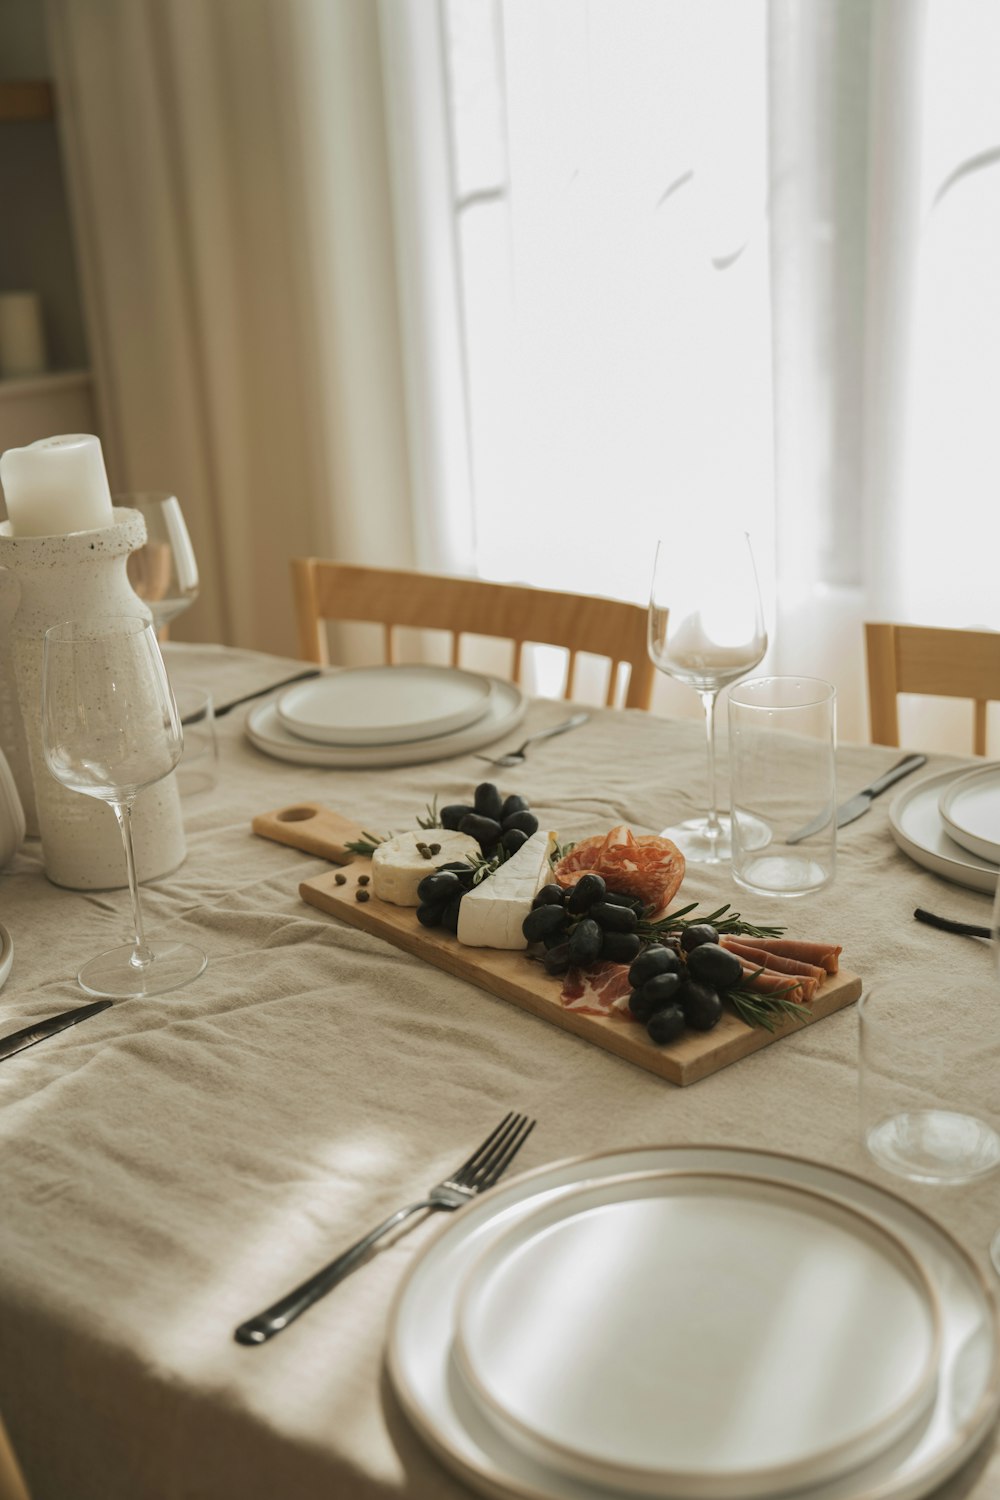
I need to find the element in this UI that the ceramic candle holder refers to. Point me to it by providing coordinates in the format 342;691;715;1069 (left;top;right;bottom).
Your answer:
0;509;186;889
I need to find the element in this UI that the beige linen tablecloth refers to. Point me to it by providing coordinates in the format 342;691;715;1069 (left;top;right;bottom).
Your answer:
1;644;998;1500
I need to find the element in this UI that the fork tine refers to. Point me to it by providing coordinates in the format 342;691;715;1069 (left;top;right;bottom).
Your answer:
473;1114;535;1190
460;1113;525;1186
451;1112;515;1183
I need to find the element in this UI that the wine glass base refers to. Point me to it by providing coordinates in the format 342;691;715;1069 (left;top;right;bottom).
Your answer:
660;816;733;865
78;941;207;999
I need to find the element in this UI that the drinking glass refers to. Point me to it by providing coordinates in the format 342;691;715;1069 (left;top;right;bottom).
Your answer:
123;492;199;630
42;616;207;998
648;528;767;862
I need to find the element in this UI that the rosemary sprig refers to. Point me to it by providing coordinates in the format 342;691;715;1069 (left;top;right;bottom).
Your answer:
727;980;811;1033
416;797;441;830
639;902;786;943
550;839;576;865
343;831;391;857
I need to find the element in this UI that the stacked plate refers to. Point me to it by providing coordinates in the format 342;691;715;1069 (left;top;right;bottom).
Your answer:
889;762;1000;892
244;664;526;769
388;1145;1000;1500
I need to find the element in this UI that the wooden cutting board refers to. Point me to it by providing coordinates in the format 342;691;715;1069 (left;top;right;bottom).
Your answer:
254;801;862;1087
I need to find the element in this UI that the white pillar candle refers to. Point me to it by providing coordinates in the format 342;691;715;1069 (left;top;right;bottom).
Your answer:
0;292;46;379
0;434;115;536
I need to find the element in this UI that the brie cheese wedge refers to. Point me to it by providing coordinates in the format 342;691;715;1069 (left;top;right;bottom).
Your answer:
457;829;557;949
371;829;479;906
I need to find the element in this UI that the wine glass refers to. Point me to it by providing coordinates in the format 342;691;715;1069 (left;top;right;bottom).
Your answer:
123;492;199;630
648;527;767;863
42;616;207;998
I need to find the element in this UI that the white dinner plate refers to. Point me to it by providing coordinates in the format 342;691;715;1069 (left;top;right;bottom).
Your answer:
888;767;998;894
0;922;12;992
246;676;526;768
387;1144;1000;1500
937;762;1000;865
276;665;494;747
452;1170;941;1499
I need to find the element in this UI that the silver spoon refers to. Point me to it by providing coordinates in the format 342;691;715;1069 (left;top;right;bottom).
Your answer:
474;712;590;768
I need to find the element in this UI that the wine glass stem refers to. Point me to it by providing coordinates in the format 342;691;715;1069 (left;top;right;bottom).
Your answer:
112;798;153;970
699;689;723;839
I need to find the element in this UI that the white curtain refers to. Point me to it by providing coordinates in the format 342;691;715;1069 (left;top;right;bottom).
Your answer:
386;0;1000;747
46;0;419;655
44;1;1000;745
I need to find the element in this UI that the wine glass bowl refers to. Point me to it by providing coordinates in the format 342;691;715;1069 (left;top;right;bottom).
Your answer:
648;528;766;863
42;617;206;998
123;492;199;630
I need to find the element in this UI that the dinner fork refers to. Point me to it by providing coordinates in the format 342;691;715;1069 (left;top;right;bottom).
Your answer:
234;1111;535;1345
475;713;590;768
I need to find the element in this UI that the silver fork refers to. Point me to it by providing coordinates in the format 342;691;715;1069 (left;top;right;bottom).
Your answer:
474;712;590;768
234;1112;535;1345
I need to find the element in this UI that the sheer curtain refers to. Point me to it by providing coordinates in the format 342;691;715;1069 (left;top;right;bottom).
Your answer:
383;0;1000;746
46;0;418;656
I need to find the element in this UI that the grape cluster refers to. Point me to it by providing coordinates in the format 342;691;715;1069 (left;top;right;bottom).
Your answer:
414;862;477;931
522;873;644;975
626;924;744;1044
441;782;538;857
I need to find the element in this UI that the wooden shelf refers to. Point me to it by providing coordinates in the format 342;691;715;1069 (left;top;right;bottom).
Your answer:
0;81;54;123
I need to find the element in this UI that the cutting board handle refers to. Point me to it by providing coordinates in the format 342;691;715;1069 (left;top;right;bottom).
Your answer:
252;803;367;863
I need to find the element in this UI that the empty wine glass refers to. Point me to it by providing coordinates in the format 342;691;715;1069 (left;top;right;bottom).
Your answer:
648;527;767;863
42;616;207;998
123;492;199;630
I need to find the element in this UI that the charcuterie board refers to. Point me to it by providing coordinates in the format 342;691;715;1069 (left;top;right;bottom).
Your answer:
254;801;862;1086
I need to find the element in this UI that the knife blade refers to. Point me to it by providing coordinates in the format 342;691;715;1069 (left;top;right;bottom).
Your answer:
786;753;927;845
0;999;112;1062
184;668;323;724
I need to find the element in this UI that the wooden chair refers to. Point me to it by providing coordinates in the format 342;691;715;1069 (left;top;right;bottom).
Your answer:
291;560;656;709
864;622;1000;755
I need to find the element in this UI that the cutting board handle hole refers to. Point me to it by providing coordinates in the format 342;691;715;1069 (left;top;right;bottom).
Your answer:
277;806;317;823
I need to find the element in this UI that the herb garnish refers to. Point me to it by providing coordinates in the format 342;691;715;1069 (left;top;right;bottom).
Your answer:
639;901;785;943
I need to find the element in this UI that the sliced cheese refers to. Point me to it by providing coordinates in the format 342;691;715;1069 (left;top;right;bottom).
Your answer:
371;829;479;907
457;829;556;949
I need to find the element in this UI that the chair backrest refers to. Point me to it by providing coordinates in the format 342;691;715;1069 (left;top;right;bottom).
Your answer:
291;560;656;710
864;621;1000;754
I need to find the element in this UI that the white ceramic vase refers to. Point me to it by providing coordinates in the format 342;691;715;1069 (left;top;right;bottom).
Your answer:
0;567;36;833
0;508;187;889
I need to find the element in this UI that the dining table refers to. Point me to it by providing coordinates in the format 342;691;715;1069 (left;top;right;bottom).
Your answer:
0;640;998;1500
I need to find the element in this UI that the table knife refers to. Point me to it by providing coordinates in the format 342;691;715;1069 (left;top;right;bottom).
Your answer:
786;753;927;845
0;999;112;1062
190;668;323;723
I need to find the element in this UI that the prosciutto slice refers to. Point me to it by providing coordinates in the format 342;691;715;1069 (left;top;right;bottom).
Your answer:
561;961;637;1020
721;937;826;981
730;957;820;1002
727;936;841;974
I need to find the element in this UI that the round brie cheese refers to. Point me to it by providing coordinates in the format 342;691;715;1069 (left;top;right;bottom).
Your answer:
371;829;480;906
